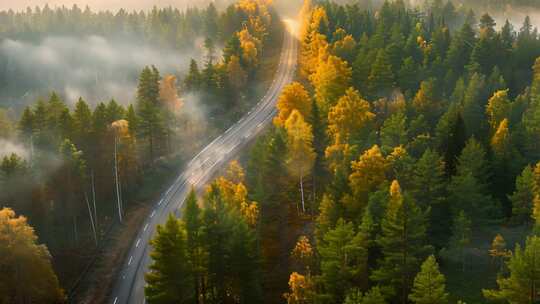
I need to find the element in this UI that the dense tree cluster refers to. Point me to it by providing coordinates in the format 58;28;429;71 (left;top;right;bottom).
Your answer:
0;0;279;297
145;162;262;304
243;1;540;303
0;3;241;49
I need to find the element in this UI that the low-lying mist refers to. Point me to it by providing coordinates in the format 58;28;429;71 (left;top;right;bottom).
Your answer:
0;35;205;108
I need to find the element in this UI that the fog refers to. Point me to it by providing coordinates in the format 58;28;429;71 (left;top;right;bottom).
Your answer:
0;139;28;159
0;0;233;11
0;35;206;107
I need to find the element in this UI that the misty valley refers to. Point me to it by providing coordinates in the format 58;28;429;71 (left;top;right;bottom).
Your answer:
3;0;540;304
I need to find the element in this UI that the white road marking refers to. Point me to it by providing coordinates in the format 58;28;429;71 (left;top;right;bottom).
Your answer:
136;238;141;248
113;297;118;304
144;223;149;231
158;199;163;206
128;256;133;265
150;210;155;218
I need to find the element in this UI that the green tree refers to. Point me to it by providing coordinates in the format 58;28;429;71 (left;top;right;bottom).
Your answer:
409;255;449;304
182;189;206;302
510;165;536;224
145;214;194;304
368;50;395;97
483;236;540;303
137;65;164;160
372;181;431;303
411;149;448;247
380;112;408;153
344;286;386;304
318;218;368;303
449;210;472;272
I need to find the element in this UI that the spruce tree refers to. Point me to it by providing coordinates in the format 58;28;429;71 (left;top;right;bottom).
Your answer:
371;181;432;303
145;214;194;304
484;236;540;303
409;255;449;304
318;218;368;302
509;165;536;224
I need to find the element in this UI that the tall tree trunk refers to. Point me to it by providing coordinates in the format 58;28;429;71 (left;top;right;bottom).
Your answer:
91;170;98;230
85;192;98;245
300;168;305;213
114;137;123;222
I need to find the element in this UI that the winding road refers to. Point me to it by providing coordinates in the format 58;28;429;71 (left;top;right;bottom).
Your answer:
109;19;298;304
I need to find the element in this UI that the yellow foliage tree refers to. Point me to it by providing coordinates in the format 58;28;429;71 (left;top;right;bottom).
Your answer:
285;110;316;213
159;74;183;114
325;88;374;172
349;145;388;204
0;208;65;303
491;118;511;158
274;82;312;127
486;90;511;133
327;87;374;144
332;30;357;62
292;235;314;273
301;32;329;77
238;28;261;69
213;161;259;226
310;55;352;114
283;272;315;304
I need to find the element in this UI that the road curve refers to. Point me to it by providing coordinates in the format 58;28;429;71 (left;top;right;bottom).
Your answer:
109;20;298;304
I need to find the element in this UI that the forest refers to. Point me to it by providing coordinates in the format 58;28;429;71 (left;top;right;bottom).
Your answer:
0;0;282;302
3;0;540;303
138;0;540;303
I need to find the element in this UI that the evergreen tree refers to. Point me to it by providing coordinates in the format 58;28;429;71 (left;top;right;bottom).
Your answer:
411;149;448;247
509;165;536;224
409;255;449;304
484;236;540;303
368;50;395;97
182;189;205;301
372;181;432;303
449;210;472;272
318;219;368;303
145;214;194;304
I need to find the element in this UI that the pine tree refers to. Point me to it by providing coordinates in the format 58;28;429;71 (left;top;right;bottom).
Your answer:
182;189;205;301
380;111;408;153
136;65;164;160
184;59;201;91
72;98;93;152
462;73;487;138
145;214;194;304
411;149;448;247
318;218;368;303
509;165;536;224
449;210;472;272
344;286;386;304
368;50;395;97
412;79;440;125
371;181;432;303
484;236;540;303
409;255;449;304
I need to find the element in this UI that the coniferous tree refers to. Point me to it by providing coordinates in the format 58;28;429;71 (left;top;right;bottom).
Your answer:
372;181;432;303
318;219;368;303
409;255;449;304
484;236;540;303
145;214;194;304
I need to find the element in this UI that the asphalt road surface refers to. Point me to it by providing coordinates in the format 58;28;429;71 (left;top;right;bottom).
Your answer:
109;20;298;304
